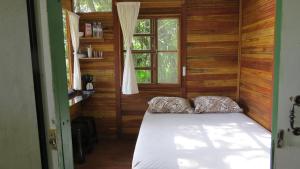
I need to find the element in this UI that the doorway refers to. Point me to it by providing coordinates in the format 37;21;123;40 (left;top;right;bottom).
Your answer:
42;0;286;169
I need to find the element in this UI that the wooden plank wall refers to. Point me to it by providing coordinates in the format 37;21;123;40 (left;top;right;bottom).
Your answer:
79;12;118;137
186;0;240;100
70;103;82;120
239;0;275;130
66;0;275;136
74;0;242;137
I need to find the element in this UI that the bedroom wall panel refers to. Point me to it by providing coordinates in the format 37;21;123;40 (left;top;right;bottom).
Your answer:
79;12;118;137
70;103;82;120
68;0;275;136
186;0;240;101
239;0;275;130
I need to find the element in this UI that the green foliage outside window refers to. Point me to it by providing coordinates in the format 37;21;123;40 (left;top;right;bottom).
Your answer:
158;53;178;83
158;19;178;51
133;53;151;68
124;18;179;84
135;19;151;34
73;0;112;13
62;10;70;88
136;70;151;84
132;36;151;50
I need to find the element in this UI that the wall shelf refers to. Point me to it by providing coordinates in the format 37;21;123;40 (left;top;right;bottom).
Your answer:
80;37;104;43
79;57;104;60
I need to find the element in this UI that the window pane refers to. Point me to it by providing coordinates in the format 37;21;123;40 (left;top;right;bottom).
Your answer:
74;0;112;13
62;10;70;88
136;70;151;84
124;53;151;68
132;36;151;50
123;36;151;50
158;19;178;51
158;53;178;84
133;53;151;68
135;19;151;34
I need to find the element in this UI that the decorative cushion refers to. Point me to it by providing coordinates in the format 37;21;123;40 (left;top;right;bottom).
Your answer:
193;96;243;113
147;97;194;113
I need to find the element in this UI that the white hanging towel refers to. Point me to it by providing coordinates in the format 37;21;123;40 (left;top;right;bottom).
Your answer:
68;11;82;90
117;2;140;95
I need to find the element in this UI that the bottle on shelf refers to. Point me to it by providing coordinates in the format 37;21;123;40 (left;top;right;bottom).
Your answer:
98;51;103;59
92;22;97;37
87;45;92;58
98;22;103;39
93;50;98;58
84;23;92;37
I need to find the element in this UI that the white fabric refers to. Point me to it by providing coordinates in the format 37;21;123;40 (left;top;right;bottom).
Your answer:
117;2;140;95
68;11;81;90
133;112;271;169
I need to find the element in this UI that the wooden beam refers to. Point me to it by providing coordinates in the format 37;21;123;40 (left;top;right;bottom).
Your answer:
237;0;243;102
113;0;122;137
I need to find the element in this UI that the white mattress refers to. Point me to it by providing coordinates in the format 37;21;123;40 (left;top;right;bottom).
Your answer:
132;112;271;169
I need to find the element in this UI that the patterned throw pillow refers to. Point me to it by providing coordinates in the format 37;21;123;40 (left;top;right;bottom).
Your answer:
147;97;194;113
193;96;243;113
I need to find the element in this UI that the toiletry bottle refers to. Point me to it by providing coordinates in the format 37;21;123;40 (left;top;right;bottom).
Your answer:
92;22;97;37
87;45;92;58
98;22;103;39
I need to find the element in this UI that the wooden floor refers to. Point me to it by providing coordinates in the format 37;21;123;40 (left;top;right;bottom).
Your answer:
75;138;136;169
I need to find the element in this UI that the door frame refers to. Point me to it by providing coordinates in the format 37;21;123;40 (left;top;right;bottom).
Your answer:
46;0;74;169
27;0;49;168
42;0;284;169
271;0;282;168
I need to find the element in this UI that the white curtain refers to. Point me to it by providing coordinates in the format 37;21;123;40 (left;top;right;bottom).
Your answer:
68;11;82;90
117;2;140;95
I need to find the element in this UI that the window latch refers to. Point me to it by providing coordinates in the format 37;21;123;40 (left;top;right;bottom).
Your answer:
182;66;186;77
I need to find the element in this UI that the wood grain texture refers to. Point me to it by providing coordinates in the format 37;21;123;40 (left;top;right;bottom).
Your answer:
70;103;82;120
117;0;184;15
75;139;136;169
76;0;242;136
68;0;275;137
113;0;122;137
239;0;275;130
61;0;72;10
186;0;240;101
78;12;118;137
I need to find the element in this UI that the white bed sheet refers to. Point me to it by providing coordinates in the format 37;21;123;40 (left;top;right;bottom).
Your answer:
132;112;271;169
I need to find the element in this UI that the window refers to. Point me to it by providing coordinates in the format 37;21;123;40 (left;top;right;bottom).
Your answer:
123;17;180;84
62;10;72;88
73;0;112;13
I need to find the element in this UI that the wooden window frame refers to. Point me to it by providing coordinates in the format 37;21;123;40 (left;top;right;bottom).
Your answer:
121;15;182;88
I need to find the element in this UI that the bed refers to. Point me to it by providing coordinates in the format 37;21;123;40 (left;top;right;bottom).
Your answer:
132;112;271;169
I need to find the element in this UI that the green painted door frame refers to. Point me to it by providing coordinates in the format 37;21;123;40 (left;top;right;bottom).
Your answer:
46;0;74;169
271;0;282;168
